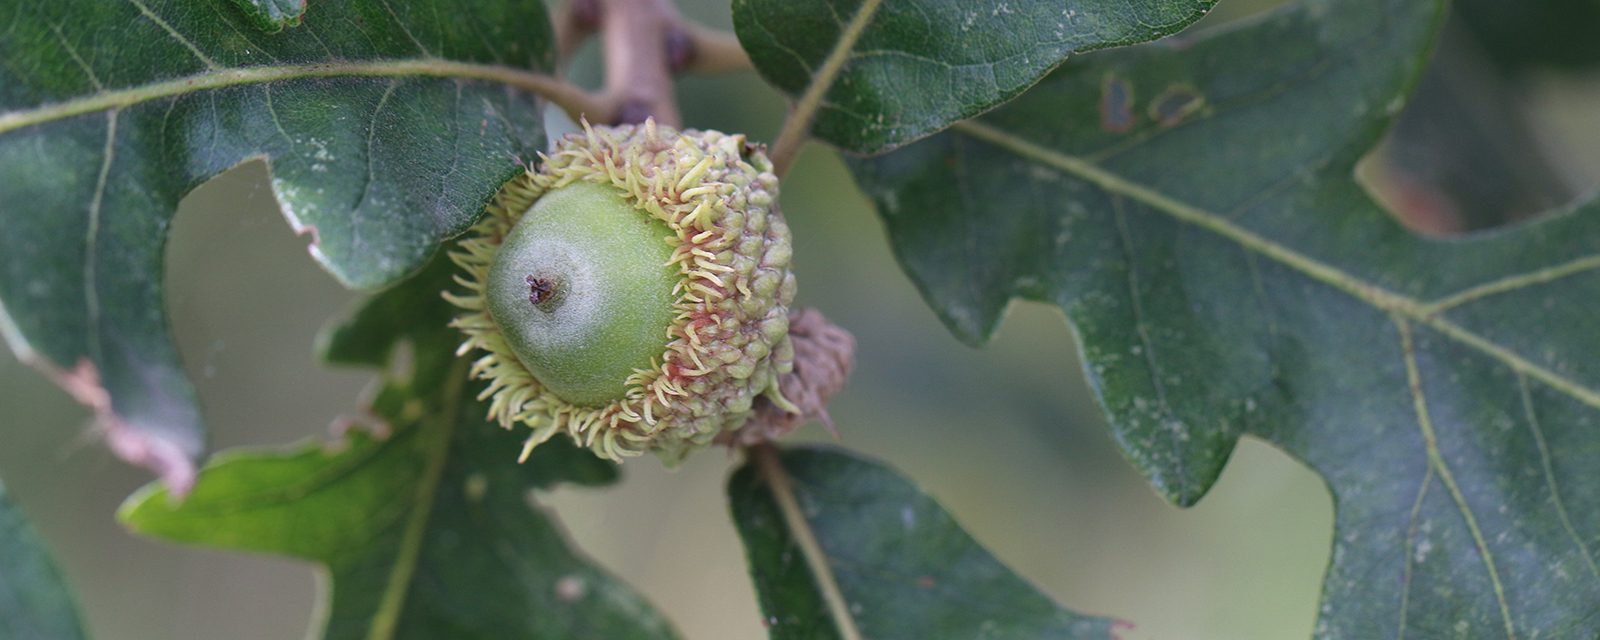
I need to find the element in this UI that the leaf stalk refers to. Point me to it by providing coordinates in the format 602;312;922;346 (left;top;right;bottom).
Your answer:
750;443;864;640
767;0;884;177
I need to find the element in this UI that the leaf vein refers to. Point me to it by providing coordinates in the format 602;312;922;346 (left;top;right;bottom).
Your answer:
951;120;1600;415
124;0;218;70
1423;254;1600;315
1242;252;1281;343
48;23;103;92
1517;372;1600;580
1397;317;1517;640
262;85;294;148
366;358;467;640
435;82;466;226
1397;466;1433;640
84;110;118;366
1112;194;1188;491
378;0;433;58
0;60;580;136
350;79;401;253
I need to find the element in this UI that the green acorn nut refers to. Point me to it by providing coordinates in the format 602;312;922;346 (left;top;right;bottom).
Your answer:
447;120;797;463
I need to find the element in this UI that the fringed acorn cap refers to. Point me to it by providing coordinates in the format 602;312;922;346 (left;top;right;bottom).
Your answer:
447;119;797;463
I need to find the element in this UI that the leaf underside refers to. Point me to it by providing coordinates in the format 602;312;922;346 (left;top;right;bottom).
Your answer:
729;446;1120;640
0;0;553;488
849;0;1600;635
0;484;87;640
120;255;679;640
732;0;1217;153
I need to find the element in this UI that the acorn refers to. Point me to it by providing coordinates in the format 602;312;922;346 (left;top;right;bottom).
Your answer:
447;120;797;463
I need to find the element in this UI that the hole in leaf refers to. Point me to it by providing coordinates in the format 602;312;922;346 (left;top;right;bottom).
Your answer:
1361;16;1600;236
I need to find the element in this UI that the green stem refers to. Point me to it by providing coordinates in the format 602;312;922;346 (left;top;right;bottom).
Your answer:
751;443;864;640
767;0;885;177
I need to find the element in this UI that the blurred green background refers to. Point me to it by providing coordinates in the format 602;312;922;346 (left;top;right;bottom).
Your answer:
3;0;1597;638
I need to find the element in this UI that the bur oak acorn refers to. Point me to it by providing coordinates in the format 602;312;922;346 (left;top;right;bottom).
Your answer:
447;120;797;463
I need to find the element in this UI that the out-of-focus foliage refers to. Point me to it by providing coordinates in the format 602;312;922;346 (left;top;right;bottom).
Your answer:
0;484;86;640
1455;0;1600;70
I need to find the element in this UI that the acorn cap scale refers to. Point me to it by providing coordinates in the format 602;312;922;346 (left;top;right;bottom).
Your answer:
447;120;796;463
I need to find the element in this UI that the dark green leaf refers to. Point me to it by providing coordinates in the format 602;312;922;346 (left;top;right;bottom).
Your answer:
119;257;678;640
849;0;1600;635
1455;0;1600;70
231;0;307;32
0;483;87;640
0;0;555;488
732;0;1216;153
728;446;1119;640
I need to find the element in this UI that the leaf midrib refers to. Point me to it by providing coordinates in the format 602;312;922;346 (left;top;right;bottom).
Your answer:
0;58;572;135
367;357;468;640
951;120;1600;414
752;445;864;640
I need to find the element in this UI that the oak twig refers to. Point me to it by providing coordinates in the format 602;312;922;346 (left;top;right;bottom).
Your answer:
554;0;602;61
678;22;753;74
551;0;754;127
601;0;681;125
